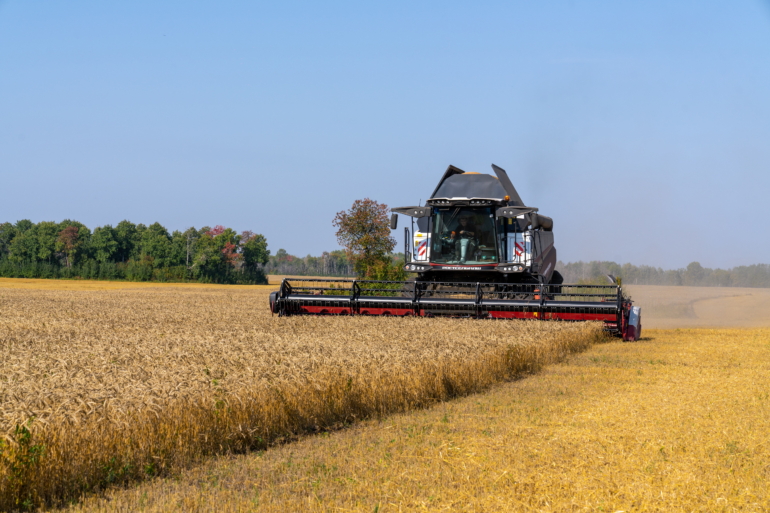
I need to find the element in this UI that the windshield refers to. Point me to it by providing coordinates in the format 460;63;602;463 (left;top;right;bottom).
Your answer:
429;207;498;264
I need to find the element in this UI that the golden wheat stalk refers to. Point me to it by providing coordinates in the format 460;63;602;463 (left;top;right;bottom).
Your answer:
0;287;603;509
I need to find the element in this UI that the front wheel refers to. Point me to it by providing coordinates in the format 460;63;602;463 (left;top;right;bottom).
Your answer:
269;291;279;314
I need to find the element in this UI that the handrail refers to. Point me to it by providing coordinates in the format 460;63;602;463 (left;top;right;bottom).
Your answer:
279;279;622;306
280;278;620;288
404;226;411;263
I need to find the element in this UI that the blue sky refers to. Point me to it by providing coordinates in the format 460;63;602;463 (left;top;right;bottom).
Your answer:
1;1;769;269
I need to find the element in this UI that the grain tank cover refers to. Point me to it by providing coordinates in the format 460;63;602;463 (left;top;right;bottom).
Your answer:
431;172;508;201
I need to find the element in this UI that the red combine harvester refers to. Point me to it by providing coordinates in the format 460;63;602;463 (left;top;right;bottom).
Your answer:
269;164;641;341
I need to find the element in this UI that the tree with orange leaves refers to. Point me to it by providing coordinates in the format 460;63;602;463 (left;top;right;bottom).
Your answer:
333;198;398;278
56;226;81;268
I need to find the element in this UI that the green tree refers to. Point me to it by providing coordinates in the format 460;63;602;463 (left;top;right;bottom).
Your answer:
240;231;270;267
92;225;118;263
333;198;396;278
15;219;34;233
9;225;38;263
132;224;148;260
169;227;199;270
8;219;38;264
0;222;16;257
193;226;241;281
36;221;59;263
114;220;138;262
169;230;186;267
139;222;172;267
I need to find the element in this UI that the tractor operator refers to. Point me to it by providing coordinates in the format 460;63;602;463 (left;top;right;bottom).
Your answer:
451;216;477;263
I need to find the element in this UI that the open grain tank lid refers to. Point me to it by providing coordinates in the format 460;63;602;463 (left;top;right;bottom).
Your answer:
431;163;526;203
431;172;508;200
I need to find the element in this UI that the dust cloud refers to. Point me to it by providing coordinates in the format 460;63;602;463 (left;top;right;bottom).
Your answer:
626;285;770;329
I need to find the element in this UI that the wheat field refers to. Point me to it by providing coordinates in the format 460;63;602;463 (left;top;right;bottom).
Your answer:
62;327;770;512
0;280;603;510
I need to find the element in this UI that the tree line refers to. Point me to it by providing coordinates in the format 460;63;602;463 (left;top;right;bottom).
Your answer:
8;211;765;288
558;260;770;288
264;249;355;277
267;252;770;288
263;249;406;277
0;220;269;284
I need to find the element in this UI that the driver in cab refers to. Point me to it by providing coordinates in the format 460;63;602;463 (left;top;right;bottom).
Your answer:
451;216;477;264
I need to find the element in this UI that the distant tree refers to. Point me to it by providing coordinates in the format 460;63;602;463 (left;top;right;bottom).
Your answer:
56;220;91;266
140;222;172;267
711;268;731;287
7;220;39;263
114;220;138;262
207;225;225;237
193;225;241;281
182;227;199;268
92;225;118;263
15;219;34;233
133;224;148;259
9;225;38;263
0;222;16;257
274;248;291;262
56;226;80;268
222;241;240;266
333;198;396;277
240;231;270;268
683;261;705;286
36;221;59;263
169;228;196;269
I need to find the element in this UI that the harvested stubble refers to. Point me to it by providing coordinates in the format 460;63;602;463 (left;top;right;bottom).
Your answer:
0;286;604;509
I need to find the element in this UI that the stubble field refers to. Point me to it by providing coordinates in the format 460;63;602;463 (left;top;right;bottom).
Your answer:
625;284;770;329
0;279;602;510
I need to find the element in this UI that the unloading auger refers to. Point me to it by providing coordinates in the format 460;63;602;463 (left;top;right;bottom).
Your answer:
269;164;641;341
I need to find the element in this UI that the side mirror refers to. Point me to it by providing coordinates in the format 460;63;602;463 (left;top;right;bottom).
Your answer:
390;213;398;230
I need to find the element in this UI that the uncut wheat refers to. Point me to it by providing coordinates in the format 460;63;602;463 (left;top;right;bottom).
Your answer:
0;286;603;509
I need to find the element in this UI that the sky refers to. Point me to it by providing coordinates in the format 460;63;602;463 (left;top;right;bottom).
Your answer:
1;0;769;269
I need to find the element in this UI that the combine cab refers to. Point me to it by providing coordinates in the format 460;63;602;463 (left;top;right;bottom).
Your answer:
270;164;641;341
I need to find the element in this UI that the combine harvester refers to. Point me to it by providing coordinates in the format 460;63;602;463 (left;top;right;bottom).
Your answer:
270;164;641;341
